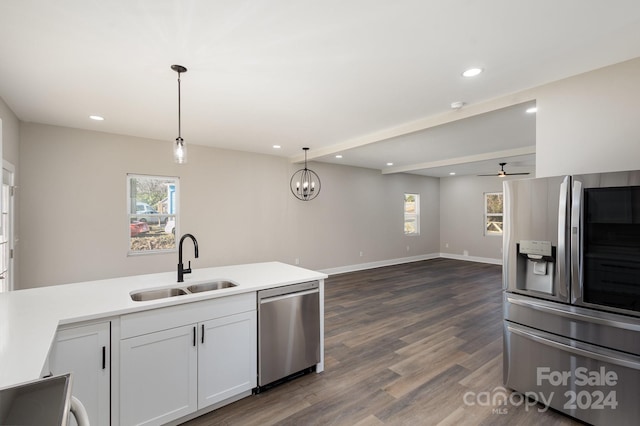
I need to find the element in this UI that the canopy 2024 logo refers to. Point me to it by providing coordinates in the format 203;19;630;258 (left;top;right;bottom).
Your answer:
462;367;619;415
537;366;618;410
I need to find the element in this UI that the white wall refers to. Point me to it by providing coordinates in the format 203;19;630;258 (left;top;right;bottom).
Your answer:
18;122;439;288
535;57;640;177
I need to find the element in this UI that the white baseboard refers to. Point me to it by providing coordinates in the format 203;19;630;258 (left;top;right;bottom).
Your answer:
439;252;502;265
319;253;440;276
319;252;501;276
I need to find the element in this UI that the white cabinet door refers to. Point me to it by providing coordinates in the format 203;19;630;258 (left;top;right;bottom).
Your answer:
198;311;257;409
120;325;198;426
49;322;110;426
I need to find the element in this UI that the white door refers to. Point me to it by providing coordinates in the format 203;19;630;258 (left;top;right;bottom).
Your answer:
120;325;198;426
198;311;257;409
49;322;110;426
0;163;14;292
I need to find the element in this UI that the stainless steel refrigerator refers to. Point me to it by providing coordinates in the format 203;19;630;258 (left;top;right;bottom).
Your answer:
503;171;640;425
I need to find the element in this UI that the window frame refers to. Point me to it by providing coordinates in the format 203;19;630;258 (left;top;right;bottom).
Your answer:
127;174;180;256
404;193;420;236
484;191;504;236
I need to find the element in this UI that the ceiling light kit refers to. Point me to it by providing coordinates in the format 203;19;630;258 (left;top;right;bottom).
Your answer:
478;162;531;178
89;115;104;121
171;64;188;164
526;107;538;114
450;101;465;110
290;148;321;201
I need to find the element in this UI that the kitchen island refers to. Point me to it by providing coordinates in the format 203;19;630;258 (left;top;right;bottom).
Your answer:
0;261;327;425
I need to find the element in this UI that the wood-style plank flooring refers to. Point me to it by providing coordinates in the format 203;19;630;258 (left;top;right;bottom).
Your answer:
185;258;581;426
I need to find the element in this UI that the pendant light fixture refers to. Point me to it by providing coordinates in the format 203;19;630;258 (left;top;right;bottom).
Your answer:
171;64;188;164
290;147;321;201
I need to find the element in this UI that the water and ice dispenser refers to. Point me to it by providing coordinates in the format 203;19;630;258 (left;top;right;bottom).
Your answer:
515;240;556;295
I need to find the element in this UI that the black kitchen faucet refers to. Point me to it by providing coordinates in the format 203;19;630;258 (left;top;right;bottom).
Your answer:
177;233;199;282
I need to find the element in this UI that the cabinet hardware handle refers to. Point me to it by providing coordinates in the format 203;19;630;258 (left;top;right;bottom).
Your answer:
102;346;106;370
193;326;196;347
201;324;204;344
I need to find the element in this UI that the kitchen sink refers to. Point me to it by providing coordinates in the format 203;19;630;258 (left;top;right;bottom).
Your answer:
186;280;237;293
130;280;237;301
130;288;188;302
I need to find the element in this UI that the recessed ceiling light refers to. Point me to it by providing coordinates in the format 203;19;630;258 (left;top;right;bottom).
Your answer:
462;68;483;78
89;115;104;121
526;107;537;114
335;154;343;159
272;145;281;149
449;172;456;175
387;162;394;166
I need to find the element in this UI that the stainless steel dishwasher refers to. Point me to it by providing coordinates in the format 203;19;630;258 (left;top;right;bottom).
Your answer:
258;281;320;388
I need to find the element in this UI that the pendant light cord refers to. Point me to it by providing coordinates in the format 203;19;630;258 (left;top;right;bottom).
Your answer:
177;71;182;139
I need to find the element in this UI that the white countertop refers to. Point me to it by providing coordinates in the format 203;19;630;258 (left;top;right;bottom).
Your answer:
0;261;327;389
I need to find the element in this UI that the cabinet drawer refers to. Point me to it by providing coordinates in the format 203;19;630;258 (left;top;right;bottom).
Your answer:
121;293;255;339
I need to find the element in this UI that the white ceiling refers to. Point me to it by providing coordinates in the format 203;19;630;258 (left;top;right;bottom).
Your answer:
1;1;640;176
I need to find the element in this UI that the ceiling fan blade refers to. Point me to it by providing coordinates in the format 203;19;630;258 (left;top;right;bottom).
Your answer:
477;173;499;176
505;172;531;175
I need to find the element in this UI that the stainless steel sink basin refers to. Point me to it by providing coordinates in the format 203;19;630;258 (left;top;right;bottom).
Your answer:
187;280;237;293
130;288;188;301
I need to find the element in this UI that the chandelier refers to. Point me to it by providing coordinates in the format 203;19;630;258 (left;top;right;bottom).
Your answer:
290;147;321;201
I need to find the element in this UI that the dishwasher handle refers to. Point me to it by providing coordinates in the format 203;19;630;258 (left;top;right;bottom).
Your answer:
259;288;319;304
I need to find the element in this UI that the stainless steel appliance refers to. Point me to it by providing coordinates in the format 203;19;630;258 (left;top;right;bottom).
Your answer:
503;171;640;425
0;374;90;426
258;281;320;388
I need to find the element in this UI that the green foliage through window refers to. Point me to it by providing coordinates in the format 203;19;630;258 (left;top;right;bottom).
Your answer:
485;192;503;235
404;193;420;235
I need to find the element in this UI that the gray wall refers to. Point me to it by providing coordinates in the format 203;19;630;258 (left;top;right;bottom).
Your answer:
0;96;19;165
0;96;20;286
439;174;533;263
18;122;440;288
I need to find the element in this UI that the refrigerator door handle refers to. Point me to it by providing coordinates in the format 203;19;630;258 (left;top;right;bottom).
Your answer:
506;295;640;331
507;323;640;371
571;179;583;303
557;176;570;301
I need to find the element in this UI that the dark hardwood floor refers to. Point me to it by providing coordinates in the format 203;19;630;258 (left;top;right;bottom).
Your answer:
185;258;580;426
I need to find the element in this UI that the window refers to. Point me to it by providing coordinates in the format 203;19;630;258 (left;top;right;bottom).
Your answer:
127;174;179;254
485;192;503;235
404;193;420;235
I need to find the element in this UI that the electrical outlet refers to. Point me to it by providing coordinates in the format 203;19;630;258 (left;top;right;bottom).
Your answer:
359;251;363;257
406;245;410;252
463;250;469;256
295;258;299;265
445;243;449;248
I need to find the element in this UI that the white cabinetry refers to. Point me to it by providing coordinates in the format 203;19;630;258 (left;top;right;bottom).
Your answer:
198;311;256;408
119;293;256;426
120;325;197;425
48;321;111;426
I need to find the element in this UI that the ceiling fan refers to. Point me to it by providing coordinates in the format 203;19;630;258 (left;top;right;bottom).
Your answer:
478;162;530;177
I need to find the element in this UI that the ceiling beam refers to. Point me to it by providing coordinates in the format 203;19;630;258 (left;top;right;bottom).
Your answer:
381;146;536;175
289;88;537;163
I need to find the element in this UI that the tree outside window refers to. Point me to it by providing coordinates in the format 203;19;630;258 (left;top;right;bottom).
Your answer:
127;174;179;254
485;192;503;235
404;193;420;235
